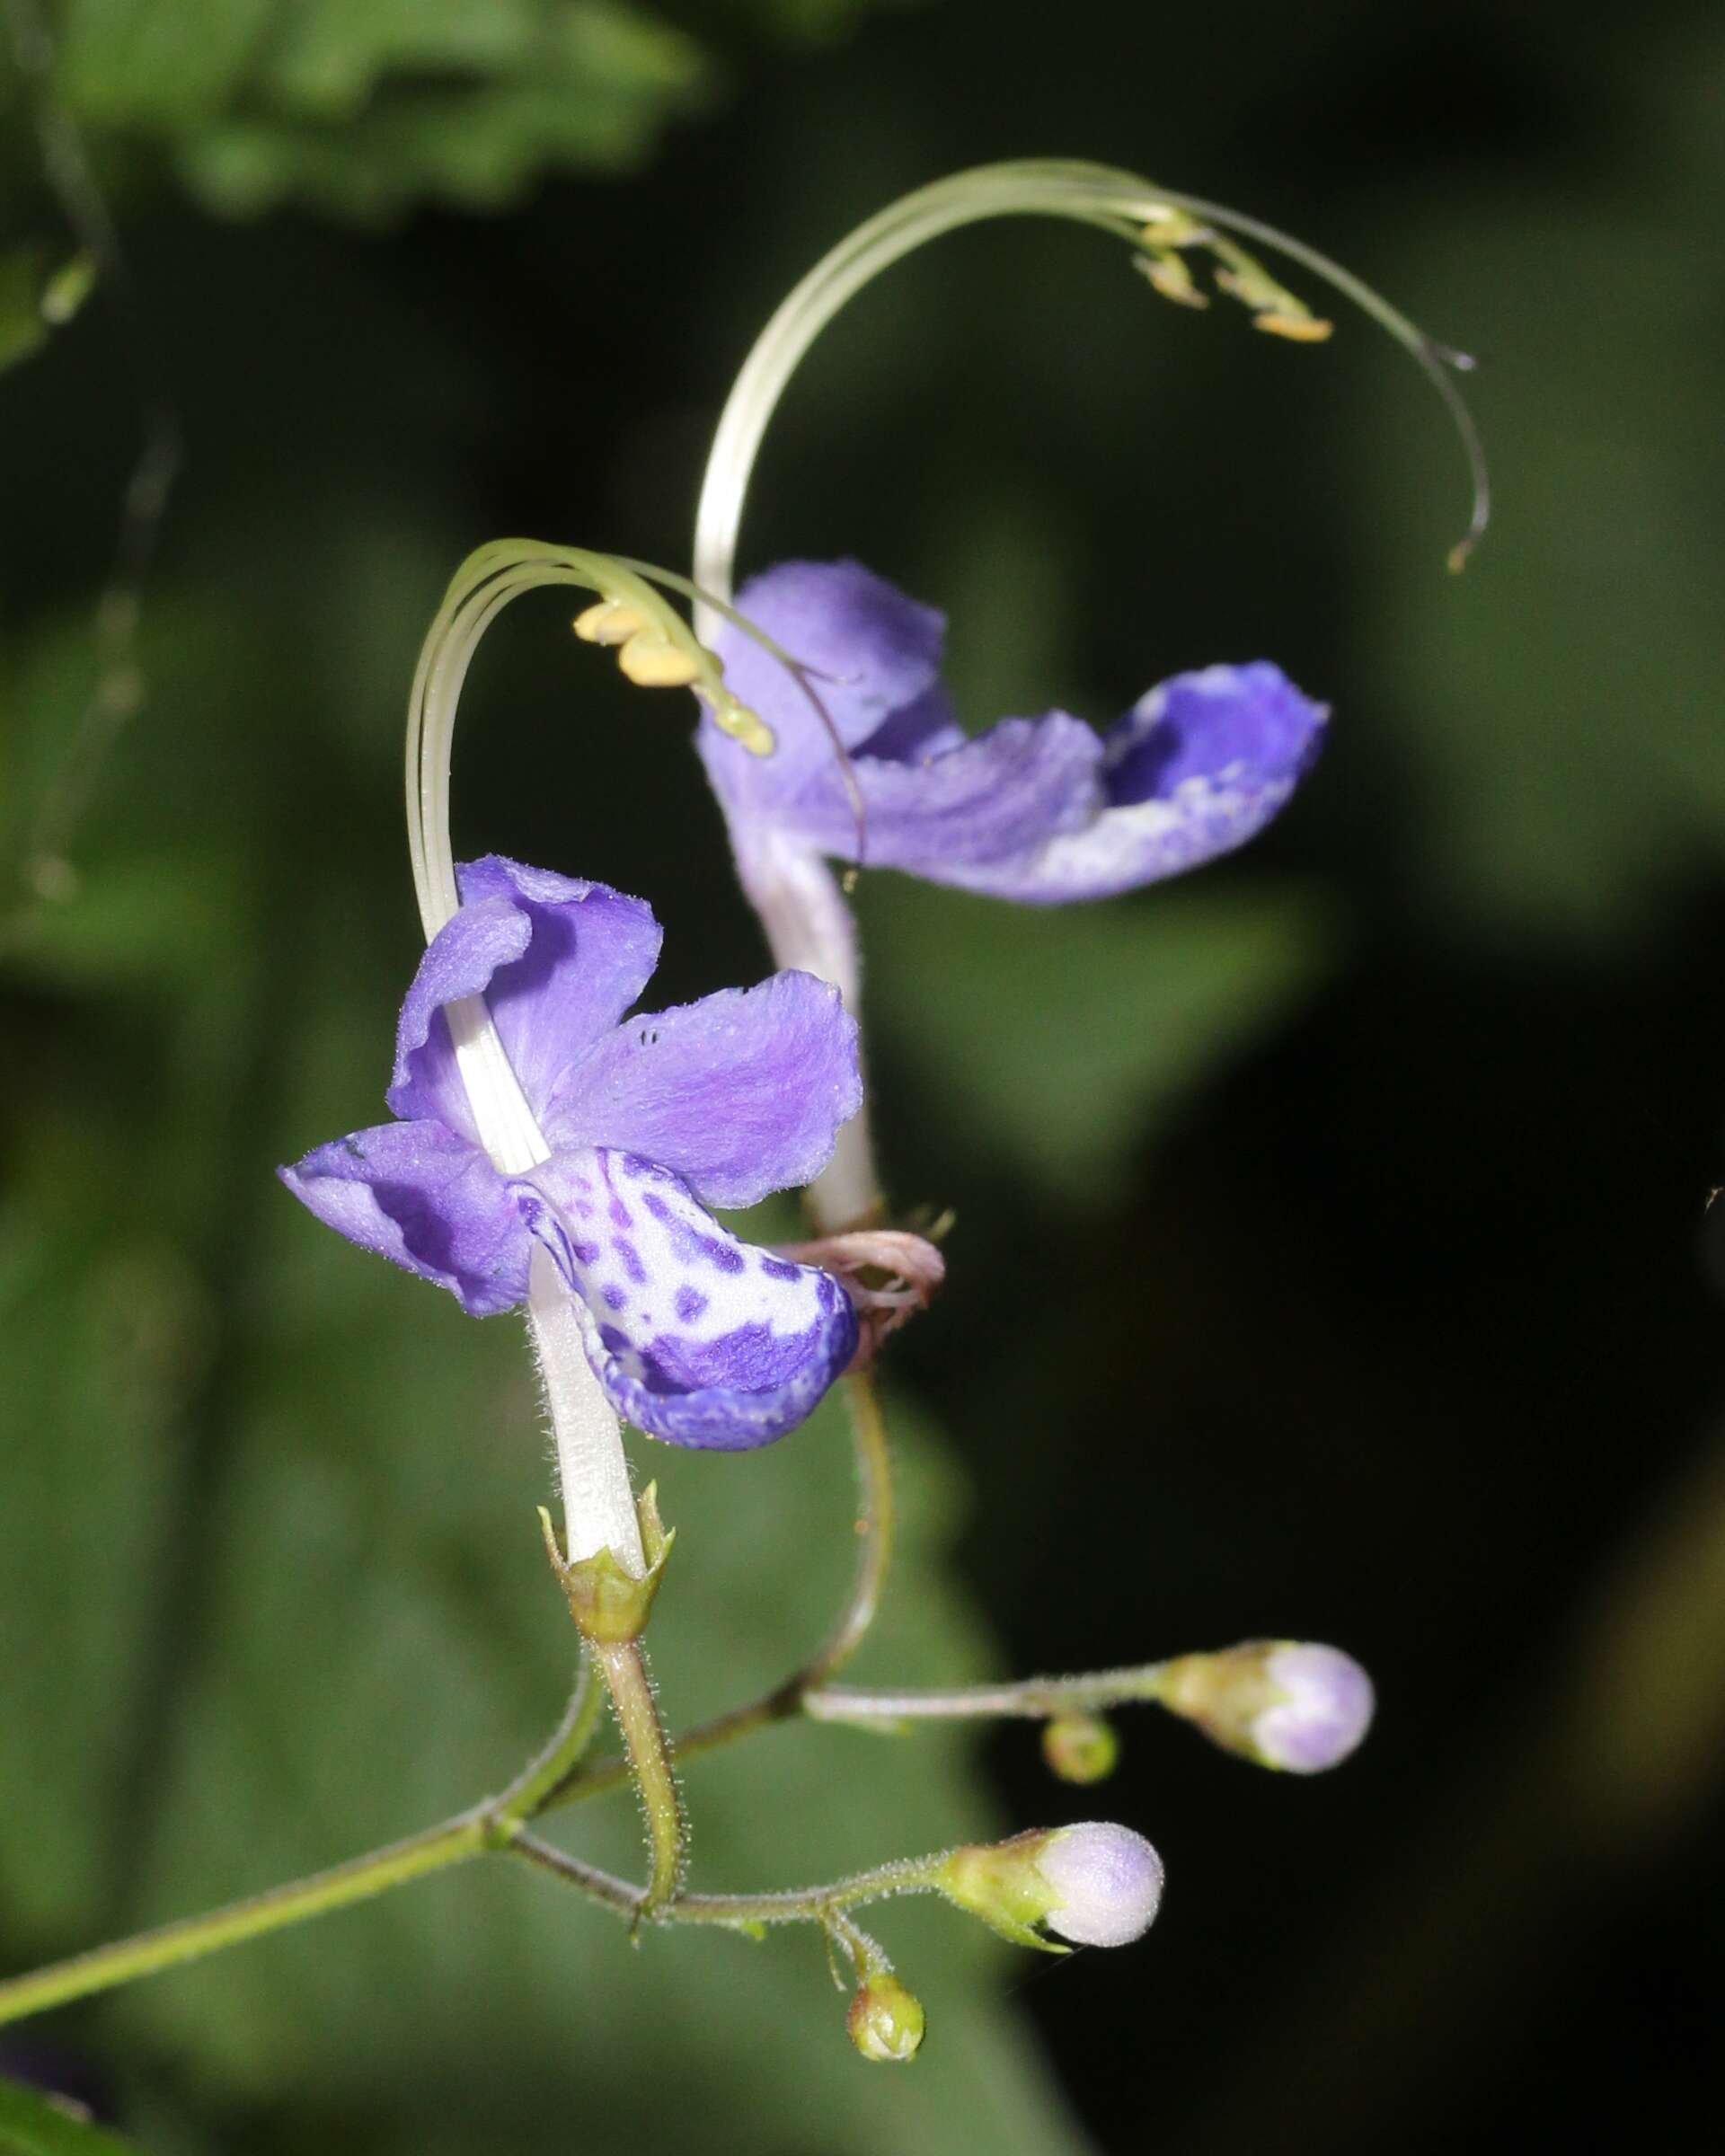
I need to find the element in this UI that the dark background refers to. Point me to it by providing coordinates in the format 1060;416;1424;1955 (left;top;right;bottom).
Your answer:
3;2;1722;2151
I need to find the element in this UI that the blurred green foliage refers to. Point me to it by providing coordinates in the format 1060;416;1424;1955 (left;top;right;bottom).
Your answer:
53;0;719;219
3;2;1725;2153
0;2078;135;2154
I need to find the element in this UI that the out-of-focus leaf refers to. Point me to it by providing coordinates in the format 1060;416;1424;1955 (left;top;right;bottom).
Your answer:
857;874;1338;1203
0;250;51;372
0;2080;137;2156
54;0;711;222
0;248;93;374
1350;177;1725;942
58;0;277;125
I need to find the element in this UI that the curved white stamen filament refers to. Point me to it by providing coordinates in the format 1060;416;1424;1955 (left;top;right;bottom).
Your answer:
693;155;1489;624
404;541;736;1573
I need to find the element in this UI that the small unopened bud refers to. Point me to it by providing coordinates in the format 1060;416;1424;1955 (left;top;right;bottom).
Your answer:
847;1972;925;2063
936;1823;1163;1950
1036;1824;1163;1947
1160;1640;1374;1772
1042;1713;1119;1784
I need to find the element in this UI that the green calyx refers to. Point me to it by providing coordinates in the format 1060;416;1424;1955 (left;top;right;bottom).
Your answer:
933;1834;1067;1954
538;1485;676;1643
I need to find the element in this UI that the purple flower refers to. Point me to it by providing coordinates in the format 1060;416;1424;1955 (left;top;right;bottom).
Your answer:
697;559;1327;903
280;855;862;1450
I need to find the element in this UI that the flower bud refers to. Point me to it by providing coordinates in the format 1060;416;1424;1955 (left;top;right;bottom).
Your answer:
847;1972;925;2063
1035;1823;1164;1947
936;1823;1163;1950
1041;1713;1119;1785
1159;1640;1374;1772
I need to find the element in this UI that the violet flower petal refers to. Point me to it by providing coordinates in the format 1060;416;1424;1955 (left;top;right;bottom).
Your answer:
699;559;1326;903
933;664;1327;902
707;558;946;788
279;1120;528;1317
547;971;863;1210
388;856;662;1135
518;1147;858;1449
755;711;1105;871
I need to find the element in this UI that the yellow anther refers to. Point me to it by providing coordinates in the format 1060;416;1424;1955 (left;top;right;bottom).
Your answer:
573;599;650;646
616;632;703;688
1136;250;1209;309
1252;310;1334;343
708;695;774;756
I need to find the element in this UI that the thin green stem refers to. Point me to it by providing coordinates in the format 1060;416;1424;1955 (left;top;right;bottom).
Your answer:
485;1657;602;1831
806;1661;1172;1727
0;1815;486;2029
505;1828;942;1935
594;1639;686;1913
0;1664;603;2030
801;1365;897;1689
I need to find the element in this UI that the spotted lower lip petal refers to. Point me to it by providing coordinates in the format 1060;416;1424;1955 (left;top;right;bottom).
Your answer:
519;1145;858;1450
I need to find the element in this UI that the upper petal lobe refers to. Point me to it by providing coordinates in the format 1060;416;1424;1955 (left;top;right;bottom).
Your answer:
545;970;862;1209
387;856;662;1134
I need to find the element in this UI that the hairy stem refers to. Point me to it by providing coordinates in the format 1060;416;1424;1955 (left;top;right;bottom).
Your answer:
805;1664;1171;1724
594;1639;686;1913
487;1660;604;1829
506;1828;942;1934
0;1816;487;2028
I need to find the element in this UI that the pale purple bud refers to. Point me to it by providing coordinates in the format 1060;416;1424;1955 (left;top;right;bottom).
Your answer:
1036;1823;1164;1948
1252;1644;1375;1772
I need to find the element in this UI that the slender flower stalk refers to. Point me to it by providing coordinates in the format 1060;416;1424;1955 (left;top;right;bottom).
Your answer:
804;1639;1375;1772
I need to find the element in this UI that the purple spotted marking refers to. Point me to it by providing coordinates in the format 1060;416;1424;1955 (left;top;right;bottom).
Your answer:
600;1284;628;1312
641;1188;745;1274
613;1235;648;1285
759;1255;801;1282
675;1284;708;1323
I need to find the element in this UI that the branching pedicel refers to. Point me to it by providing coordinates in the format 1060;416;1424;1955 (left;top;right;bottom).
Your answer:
0;159;1482;2061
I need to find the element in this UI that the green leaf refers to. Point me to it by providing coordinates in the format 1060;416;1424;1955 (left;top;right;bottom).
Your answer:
0;2080;137;2155
55;0;710;222
0;248;93;375
857;873;1339;1203
1349;195;1725;944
